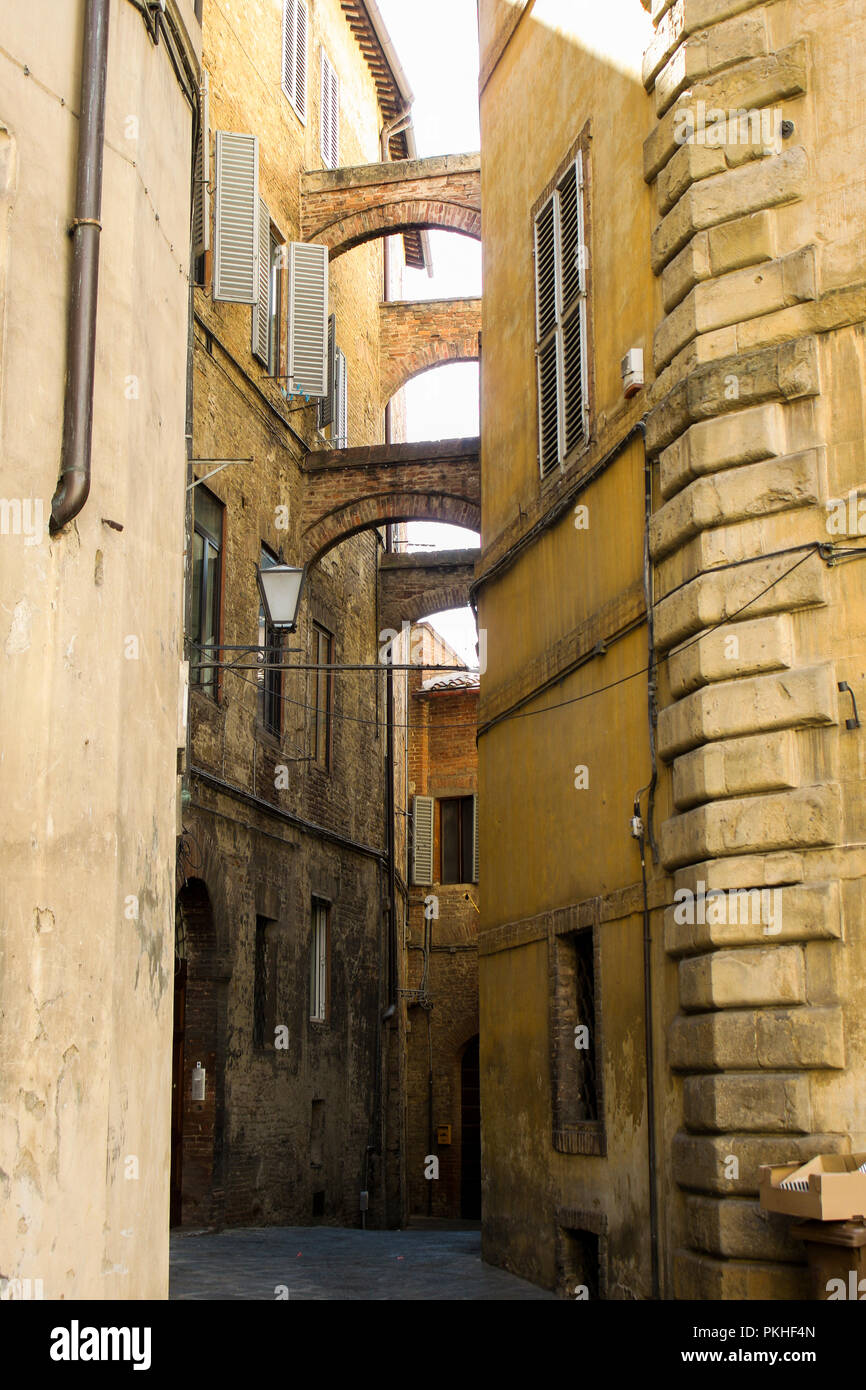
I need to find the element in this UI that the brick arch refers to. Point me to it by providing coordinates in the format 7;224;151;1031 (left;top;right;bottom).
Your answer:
302;491;481;566
387;346;479;402
315;199;481;261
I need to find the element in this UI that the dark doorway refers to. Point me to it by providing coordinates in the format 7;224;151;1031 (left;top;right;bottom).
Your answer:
460;1035;481;1219
170;957;187;1226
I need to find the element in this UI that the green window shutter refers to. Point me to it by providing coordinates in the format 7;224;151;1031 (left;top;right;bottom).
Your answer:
213;131;259;304
412;796;434;886
287;242;329;397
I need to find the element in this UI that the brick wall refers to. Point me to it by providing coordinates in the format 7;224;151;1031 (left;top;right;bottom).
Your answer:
379;298;481;405
403;629;480;1220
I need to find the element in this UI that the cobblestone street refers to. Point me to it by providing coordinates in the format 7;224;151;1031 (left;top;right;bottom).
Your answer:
170;1227;557;1301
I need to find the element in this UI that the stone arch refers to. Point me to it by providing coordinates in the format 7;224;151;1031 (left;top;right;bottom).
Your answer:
315;199;481;261
302;490;481;566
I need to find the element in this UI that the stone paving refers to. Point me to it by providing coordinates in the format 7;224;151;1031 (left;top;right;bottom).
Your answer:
170;1225;557;1301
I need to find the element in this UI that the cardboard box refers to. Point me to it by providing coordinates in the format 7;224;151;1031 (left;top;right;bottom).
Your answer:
759;1153;866;1221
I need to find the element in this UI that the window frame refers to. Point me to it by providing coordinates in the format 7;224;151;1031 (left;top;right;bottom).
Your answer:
309;898;330;1023
311;622;333;769
532;129;593;482
438;794;476;885
257;543;283;739
549;922;606;1156
190;485;224;702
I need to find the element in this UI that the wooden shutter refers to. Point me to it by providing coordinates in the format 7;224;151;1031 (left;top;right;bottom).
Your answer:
320;50;339;169
287;242;328;397
319;313;336;428
560;153;588;454
192;70;210;257
335;347;347;447
534;193;561;475
252;199;271;366
412;796;434;886
534;153;589;474
471;793;479;884
213;131;259;304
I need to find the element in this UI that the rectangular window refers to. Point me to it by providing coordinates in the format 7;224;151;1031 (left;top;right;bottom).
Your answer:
534;150;589;476
253;211;283;375
320;49;339;169
192;70;210;286
549;926;605;1155
282;0;308;122
253;915;277;1049
257;545;282;737
440;795;476;885
190;486;223;699
310;899;329;1022
312;623;332;768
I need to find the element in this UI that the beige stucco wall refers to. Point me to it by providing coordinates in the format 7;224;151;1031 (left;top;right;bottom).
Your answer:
0;0;197;1298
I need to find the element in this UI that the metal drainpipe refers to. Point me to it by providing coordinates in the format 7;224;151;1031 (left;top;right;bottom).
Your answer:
50;0;111;534
633;419;661;1300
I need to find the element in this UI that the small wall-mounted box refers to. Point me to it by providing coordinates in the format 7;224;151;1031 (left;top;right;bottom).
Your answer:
436;1124;452;1145
621;348;644;399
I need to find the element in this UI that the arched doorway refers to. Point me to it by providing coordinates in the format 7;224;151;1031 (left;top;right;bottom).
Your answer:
460;1035;481;1219
171;874;224;1228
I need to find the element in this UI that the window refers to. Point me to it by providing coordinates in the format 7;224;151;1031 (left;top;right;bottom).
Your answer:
282;0;308;122
440;795;477;884
253;915;277;1048
253;211;283;375
310;899;329;1022
257;545;282;737
190;487;223;699
411;795;434;886
312;623;332;767
549;926;605;1155
192;71;210;286
213;131;259;304
534;149;589;476
320;49;339;169
318;318;347;446
287;242;329;397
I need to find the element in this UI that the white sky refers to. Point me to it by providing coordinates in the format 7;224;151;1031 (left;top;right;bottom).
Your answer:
377;0;482;667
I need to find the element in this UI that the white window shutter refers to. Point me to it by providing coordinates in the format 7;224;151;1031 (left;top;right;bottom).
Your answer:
192;71;210;257
321;51;339;169
287;242;329;397
213;131;259;304
294;0;308;119
412;796;434;886
471;793;479;884
252;198;271;366
335;347;347;447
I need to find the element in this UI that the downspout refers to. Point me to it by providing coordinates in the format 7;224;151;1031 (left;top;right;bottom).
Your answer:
633;419;661;1300
50;0;111;534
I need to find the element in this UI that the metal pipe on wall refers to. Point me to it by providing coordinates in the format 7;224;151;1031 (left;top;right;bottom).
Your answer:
50;0;111;534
